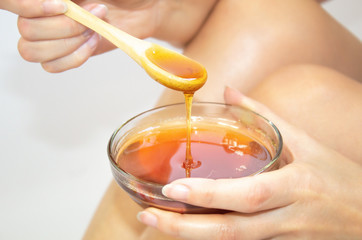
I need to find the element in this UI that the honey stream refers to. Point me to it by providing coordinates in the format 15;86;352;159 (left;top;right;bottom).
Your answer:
183;93;201;177
146;47;207;177
63;1;207;177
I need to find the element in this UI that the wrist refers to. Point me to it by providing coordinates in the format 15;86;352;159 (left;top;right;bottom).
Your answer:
154;0;219;47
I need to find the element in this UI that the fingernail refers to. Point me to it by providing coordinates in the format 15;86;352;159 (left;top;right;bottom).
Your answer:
90;4;108;17
42;0;68;14
82;29;94;38
224;85;242;104
85;33;99;49
137;211;158;228
162;184;190;201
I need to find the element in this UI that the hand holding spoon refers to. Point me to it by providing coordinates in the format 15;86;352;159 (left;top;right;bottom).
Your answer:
63;0;207;93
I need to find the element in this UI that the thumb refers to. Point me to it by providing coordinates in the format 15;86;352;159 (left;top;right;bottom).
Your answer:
1;0;67;17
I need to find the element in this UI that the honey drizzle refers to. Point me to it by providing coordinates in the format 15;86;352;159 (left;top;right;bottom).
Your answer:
183;93;201;177
144;45;207;177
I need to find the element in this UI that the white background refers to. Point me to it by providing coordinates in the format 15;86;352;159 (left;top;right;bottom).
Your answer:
0;1;361;239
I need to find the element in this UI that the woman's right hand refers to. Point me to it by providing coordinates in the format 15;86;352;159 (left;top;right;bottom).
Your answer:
15;0;218;73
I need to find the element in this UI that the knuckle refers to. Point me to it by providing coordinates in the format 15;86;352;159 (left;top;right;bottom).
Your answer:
158;214;182;237
245;180;272;212
200;185;217;207
196;179;230;207
294;164;321;194
61;38;73;52
215;220;237;240
168;220;181;237
65;19;86;36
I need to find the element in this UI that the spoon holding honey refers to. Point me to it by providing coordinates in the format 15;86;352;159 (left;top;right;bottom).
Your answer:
63;0;207;93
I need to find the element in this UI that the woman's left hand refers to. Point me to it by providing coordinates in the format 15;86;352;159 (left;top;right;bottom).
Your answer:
137;87;362;240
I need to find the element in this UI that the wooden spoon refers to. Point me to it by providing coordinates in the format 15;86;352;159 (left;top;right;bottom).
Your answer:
63;0;207;93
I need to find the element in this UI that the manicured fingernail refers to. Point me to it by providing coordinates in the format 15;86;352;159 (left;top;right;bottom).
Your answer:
162;184;190;201
85;33;99;49
90;4;108;16
82;29;94;38
224;86;256;110
43;0;68;14
137;211;158;228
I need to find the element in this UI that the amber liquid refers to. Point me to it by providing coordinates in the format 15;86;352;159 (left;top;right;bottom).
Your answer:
183;93;201;177
145;47;207;177
116;122;271;184
145;46;206;82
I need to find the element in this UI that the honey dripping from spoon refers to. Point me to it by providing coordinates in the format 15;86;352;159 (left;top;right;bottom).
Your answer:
145;46;206;177
63;0;207;176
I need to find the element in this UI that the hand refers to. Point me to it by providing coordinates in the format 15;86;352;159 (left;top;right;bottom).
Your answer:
0;0;67;17
137;87;362;239
15;0;217;73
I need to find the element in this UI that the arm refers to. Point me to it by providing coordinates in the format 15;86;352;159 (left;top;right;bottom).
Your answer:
14;0;218;72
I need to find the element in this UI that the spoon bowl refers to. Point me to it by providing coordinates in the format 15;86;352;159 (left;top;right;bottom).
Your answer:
63;0;207;92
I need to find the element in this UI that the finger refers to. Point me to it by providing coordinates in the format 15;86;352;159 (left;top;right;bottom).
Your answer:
0;0;67;17
162;166;298;213
224;86;307;151
17;4;107;41
224;86;289;132
137;208;287;240
18;31;94;62
41;32;100;73
18;15;87;41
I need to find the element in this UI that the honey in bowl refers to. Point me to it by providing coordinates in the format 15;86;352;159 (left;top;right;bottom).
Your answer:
143;45;208;177
117;121;271;184
108;103;282;213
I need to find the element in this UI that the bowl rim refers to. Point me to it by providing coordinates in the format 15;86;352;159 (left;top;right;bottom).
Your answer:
107;102;283;188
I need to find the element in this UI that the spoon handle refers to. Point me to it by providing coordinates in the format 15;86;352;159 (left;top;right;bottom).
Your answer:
63;0;150;63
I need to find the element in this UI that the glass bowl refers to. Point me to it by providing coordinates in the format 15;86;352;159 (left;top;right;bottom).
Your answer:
107;102;282;213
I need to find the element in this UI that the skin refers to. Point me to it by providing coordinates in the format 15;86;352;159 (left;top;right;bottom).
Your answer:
2;0;362;239
138;85;362;239
0;0;68;17
160;0;362;104
248;64;362;163
82;0;362;238
14;0;218;72
85;65;362;239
